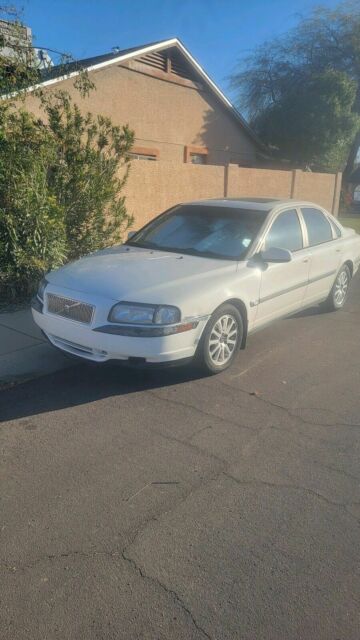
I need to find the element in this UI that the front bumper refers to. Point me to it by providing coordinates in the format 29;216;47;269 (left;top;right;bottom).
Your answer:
31;304;207;364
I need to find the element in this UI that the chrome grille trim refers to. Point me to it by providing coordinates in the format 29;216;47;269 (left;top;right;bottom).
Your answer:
46;293;95;325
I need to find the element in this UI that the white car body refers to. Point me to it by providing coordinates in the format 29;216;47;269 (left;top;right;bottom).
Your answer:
32;199;360;366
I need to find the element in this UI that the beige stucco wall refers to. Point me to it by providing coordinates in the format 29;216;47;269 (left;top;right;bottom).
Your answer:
22;63;341;229
123;161;225;228
24;62;257;165
227;165;294;200
291;170;337;213
122;163;341;229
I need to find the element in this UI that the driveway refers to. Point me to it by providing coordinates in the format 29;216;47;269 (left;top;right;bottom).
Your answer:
1;277;360;640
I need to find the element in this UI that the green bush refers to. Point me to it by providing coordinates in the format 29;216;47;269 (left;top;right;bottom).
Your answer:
0;108;66;297
0;92;134;300
45;91;134;260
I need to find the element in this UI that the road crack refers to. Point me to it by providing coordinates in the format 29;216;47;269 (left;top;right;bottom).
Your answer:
222;472;360;523
215;379;360;430
147;390;254;432
121;547;212;640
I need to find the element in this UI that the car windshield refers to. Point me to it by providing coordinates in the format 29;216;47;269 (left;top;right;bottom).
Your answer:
127;204;267;260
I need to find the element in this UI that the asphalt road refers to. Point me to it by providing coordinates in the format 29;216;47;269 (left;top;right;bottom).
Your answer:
1;277;360;640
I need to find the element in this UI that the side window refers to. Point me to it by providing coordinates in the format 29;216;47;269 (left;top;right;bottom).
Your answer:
331;220;342;238
301;208;333;246
264;209;303;252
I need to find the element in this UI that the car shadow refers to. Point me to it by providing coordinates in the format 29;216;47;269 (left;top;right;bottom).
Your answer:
0;361;206;423
288;304;327;319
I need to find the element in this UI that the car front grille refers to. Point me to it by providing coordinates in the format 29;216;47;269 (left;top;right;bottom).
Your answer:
46;293;95;325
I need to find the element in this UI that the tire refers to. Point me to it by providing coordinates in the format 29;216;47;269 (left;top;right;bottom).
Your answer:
323;264;351;311
196;303;243;374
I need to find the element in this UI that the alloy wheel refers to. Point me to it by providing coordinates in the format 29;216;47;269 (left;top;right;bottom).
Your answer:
334;269;349;307
208;314;238;366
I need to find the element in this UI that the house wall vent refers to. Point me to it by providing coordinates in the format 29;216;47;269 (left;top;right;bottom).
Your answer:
139;50;167;72
169;51;194;81
137;48;199;84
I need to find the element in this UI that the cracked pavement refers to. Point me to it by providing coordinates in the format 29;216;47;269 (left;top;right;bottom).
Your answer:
1;276;360;639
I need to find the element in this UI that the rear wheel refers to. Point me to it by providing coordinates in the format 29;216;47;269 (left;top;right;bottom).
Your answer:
323;264;351;311
196;303;243;374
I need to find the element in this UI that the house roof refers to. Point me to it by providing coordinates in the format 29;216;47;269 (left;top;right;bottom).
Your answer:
36;38;262;149
39;41;166;82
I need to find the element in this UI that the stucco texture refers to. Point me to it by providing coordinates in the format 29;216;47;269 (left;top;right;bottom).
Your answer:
24;62;257;165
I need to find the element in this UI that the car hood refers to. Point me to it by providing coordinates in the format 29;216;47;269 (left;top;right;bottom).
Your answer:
46;245;237;303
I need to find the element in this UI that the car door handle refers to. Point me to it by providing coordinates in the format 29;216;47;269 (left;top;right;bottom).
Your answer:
302;258;309;263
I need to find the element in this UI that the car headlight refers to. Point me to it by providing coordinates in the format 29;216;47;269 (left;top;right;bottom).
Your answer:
37;277;48;301
108;302;181;325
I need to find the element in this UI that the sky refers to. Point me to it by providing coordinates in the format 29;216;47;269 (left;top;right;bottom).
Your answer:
18;0;341;102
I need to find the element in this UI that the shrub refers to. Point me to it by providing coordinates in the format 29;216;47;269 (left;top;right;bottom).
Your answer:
44;91;134;260
0;108;66;297
0;91;134;299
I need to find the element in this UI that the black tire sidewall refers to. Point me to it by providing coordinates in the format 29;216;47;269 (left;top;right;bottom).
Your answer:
197;303;243;374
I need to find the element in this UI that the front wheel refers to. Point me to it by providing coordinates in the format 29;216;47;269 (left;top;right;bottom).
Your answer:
323;264;351;312
196;303;243;374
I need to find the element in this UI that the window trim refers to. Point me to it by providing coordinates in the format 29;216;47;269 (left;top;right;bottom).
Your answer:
184;145;208;164
262;208;305;254
329;217;342;239
128;146;159;161
299;206;336;248
249;203;343;260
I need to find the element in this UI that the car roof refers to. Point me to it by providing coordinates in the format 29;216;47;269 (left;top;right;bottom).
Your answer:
184;198;324;212
186;198;286;211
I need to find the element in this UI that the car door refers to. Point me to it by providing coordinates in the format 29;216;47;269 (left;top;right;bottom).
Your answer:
300;207;343;305
253;208;311;327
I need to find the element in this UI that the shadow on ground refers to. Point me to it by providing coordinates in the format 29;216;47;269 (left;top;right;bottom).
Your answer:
0;300;343;423
289;304;328;318
0;361;205;423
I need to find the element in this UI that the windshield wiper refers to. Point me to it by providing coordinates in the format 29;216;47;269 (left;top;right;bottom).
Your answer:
126;240;159;249
180;247;236;260
126;242;236;260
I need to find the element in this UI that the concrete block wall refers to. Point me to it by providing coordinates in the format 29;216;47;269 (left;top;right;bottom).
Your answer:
124;162;225;228
226;165;293;200
123;162;342;230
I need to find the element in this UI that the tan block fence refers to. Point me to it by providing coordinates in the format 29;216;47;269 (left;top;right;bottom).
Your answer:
123;163;342;230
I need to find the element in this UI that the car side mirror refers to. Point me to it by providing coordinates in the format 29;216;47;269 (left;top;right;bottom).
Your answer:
260;247;292;263
127;231;136;240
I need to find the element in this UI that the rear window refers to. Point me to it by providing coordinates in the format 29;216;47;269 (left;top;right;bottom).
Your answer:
302;208;333;246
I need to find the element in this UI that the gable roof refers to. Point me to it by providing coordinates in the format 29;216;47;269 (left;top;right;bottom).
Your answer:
39;41;166;82
36;38;262;148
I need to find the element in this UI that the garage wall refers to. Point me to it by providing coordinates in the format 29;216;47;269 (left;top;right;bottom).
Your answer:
123;162;342;229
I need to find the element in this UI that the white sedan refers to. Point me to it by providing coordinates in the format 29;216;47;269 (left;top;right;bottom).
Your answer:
32;198;360;373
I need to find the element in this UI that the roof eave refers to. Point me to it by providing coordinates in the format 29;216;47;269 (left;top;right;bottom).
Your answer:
18;37;263;148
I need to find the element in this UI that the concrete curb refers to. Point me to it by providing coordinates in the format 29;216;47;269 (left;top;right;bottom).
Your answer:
0;308;71;386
